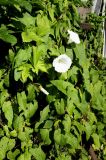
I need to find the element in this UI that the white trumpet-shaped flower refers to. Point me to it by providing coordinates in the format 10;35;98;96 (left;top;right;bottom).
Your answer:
67;30;80;44
39;86;49;95
53;54;72;73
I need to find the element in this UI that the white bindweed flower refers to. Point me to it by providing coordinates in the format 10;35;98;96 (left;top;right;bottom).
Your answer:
39;86;49;95
53;54;72;73
67;30;80;44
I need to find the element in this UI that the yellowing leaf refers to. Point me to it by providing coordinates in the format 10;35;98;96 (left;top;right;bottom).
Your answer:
22;30;43;43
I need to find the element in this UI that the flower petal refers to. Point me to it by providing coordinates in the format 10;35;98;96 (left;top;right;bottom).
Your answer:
67;30;80;44
39;86;49;95
53;54;72;73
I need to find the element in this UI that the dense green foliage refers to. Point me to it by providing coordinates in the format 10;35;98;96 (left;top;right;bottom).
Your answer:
0;0;106;159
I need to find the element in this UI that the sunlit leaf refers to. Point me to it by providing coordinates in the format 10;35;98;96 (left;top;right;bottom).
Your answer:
40;129;51;145
18;12;35;27
92;133;100;150
54;129;66;146
7;149;20;160
0;137;15;160
24;100;38;119
2;101;13;127
30;146;46;160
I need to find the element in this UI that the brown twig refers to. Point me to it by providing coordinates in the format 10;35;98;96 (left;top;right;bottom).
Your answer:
89;145;98;160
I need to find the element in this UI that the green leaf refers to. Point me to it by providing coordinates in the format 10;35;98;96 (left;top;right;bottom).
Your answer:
10;130;17;137
21;64;33;82
33;45;47;67
73;121;84;134
19;1;32;12
73;108;81;120
3;125;10;137
40;106;50;122
13;115;24;132
74;43;87;67
17;150;31;160
84;121;96;140
22;29;43;43
16;64;33;82
17;91;27;112
14;47;31;68
43;120;53;129
40;129;51;145
87;112;97;124
65;133;79;149
24;100;38;119
56;154;71;160
67;66;79;79
7;149;20;160
27;84;36;101
0;69;5;79
2;101;13;127
79;148;89;160
30;146;46;160
4;71;10;87
54;99;65;115
35;106;50;131
51;80;74;95
0;89;9;106
18;12;35;27
49;47;60;56
18;131;27;142
92;133;100;150
0;128;4;137
93;81;102;95
66;99;75;116
67;87;79;102
18;127;33;142
0;25;17;45
8;49;15;64
62;114;71;133
33;60;47;74
33;46;40;67
0;137;15;160
36;14;51;36
54;129;66;146
90;68;99;84
17;154;25;160
48;5;55;21
14;68;22;81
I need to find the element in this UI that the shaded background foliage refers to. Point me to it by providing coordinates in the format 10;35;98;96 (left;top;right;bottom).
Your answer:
0;0;106;160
